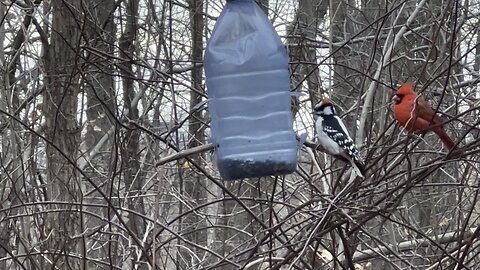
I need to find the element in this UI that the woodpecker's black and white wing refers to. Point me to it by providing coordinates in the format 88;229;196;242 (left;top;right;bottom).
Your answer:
323;116;365;178
322;115;360;159
314;100;366;178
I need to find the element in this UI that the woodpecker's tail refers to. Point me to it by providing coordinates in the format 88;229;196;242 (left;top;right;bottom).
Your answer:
350;158;366;179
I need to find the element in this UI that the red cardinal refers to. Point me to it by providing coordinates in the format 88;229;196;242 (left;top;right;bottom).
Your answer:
392;82;456;150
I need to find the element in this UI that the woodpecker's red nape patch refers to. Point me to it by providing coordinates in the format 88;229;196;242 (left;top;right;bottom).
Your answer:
322;98;332;105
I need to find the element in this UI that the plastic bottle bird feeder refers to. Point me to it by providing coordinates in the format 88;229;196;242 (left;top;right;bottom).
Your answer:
204;0;298;180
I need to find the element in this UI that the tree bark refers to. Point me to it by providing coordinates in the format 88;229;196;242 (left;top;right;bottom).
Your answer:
82;0;118;268
287;0;328;114
42;0;82;268
119;2;146;268
179;0;209;267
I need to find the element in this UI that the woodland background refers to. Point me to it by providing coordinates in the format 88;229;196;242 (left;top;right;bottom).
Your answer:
0;0;479;269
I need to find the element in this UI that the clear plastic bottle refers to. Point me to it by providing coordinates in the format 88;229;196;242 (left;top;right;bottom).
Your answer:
204;0;298;180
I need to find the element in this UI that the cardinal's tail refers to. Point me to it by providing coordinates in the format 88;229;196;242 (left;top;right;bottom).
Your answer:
434;127;456;150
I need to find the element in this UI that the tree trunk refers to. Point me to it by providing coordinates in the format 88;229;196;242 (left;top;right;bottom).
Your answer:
287;0;328;114
82;0;118;268
42;0;82;268
118;1;146;268
178;0;209;268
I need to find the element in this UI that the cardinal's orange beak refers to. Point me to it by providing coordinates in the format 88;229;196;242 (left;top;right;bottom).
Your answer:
392;94;401;104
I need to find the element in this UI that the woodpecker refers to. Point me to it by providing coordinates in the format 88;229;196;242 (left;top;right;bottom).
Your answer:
313;98;366;178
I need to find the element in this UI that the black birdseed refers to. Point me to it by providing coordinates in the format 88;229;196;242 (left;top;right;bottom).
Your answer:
218;158;296;180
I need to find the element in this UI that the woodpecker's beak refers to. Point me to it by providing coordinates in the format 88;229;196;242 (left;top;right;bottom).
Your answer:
392;94;401;104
